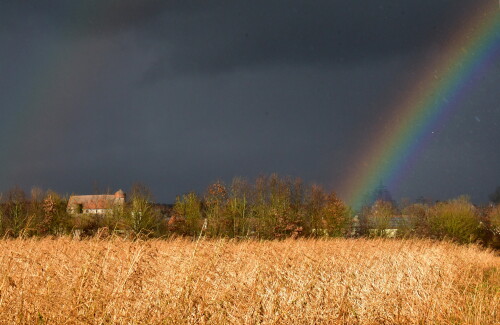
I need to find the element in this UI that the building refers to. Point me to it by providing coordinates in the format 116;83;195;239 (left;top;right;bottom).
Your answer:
67;190;126;215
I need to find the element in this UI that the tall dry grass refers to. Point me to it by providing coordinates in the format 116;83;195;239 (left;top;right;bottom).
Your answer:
0;237;498;324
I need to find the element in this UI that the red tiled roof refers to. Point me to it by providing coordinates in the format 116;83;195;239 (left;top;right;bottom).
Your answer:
68;195;124;210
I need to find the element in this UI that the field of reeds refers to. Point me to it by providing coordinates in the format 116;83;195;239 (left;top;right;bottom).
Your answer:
0;237;498;324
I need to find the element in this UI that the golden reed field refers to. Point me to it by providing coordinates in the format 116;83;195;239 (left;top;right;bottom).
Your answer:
0;237;498;324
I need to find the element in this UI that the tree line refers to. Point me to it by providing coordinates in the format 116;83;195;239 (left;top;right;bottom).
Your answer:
0;175;499;248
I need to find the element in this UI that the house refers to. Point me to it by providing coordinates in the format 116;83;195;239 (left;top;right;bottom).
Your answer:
67;190;126;215
367;215;411;238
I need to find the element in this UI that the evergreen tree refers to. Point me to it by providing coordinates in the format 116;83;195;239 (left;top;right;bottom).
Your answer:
371;183;396;206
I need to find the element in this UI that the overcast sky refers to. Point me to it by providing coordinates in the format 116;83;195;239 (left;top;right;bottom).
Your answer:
0;0;499;204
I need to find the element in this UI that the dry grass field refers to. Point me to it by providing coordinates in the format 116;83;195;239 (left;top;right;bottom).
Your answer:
0;237;498;324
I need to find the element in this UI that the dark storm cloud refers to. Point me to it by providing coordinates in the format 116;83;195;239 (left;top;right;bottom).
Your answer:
138;0;477;80
0;1;204;34
0;0;498;204
2;0;474;79
141;0;471;78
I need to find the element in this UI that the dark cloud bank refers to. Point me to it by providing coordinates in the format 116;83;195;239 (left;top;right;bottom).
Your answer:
0;0;498;204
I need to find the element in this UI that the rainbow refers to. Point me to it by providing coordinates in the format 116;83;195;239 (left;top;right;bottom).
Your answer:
341;2;500;210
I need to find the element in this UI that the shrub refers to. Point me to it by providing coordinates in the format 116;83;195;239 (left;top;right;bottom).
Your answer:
428;196;479;243
126;184;161;236
70;214;101;237
2;187;29;237
483;204;500;248
227;178;251;238
489;204;500;234
365;200;398;237
41;191;71;235
173;192;203;236
204;181;232;237
401;203;430;237
322;192;352;237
